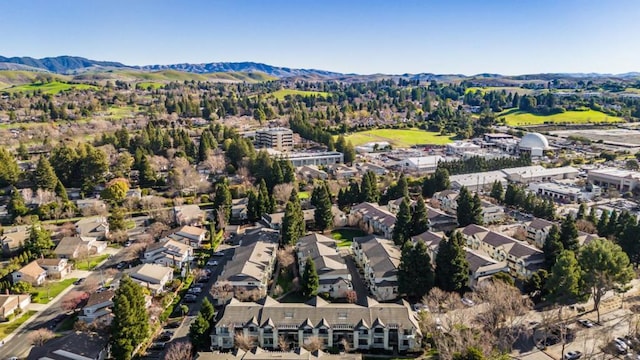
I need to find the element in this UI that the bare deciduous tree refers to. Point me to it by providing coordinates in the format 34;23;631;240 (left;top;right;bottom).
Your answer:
422;287;461;313
203;149;226;174
278;335;289;351
165;340;193;360
29;328;55;346
303;336;323;352
61;290;89;312
234;332;255;351
277;246;295;269
273;183;294;205
346;290;357;304
147;222;169;239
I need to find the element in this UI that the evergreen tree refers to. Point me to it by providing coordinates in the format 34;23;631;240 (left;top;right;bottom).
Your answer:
605;210;618;238
456;187;482;227
213;180;232;229
34;156;58;191
542;225;564;269
7;187;28;221
281;189;305;246
597;210;609;236
559;216;579;252
301;256;319;298
138;155;157;188
25;224;54;257
312;183;333;232
411;196;429;236
200;297;215;322
281;160;296;183
489;180;504;202
246;190;260;222
398;241;434;298
392;197;412;246
111;276;149;360
433;167;450;192
587;207;598;225
504;183;518;206
0;147;19;187
54;179;68;202
546;250;584;305
576;203;587;220
189;312;210;348
361;171;379;203
343;141;356;164
435;231;469;293
108;207;127;231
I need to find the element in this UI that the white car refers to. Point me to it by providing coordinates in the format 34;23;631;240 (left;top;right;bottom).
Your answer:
206;260;218;267
615;337;630;350
577;319;594;328
461;298;475;306
564;351;582;360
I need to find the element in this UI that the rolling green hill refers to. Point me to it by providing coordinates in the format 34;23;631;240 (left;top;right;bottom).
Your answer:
0;70;70;89
3;80;98;94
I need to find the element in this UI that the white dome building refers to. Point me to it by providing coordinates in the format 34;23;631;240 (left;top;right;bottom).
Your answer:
518;133;549;157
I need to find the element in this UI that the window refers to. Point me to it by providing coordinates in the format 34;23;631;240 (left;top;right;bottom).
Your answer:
374;328;384;334
358;339;368;346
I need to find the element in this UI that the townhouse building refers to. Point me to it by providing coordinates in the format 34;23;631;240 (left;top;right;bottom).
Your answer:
211;296;421;353
296;234;352;299
351;235;400;301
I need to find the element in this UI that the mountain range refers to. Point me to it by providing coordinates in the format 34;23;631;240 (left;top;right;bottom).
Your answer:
0;55;639;81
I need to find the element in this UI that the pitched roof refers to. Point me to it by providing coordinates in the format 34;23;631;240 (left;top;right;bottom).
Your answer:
217;297;419;338
85;290;114;308
411;231;445;249
178;225;206;237
527;218;555;230
351;202;396;227
18;261;46;278
129;264;173;284
26;331;108;360
353;235;400;279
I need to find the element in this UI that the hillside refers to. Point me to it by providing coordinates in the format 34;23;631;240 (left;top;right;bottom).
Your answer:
74;69;276;83
0;71;70;89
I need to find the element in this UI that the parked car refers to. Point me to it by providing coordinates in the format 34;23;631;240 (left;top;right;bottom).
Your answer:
183;294;197;303
213;251;225;257
165;321;181;329
206;260;219;266
412;303;428;312
73;278;85;286
616;337;630;350
564;351;582;360
156;333;171;342
116;261;127;270
149;342;166;350
461;298;475;306
578;319;594;328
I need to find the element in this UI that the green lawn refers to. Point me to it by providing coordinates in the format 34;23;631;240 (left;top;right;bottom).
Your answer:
4;81;98;94
498;109;624;126
74;254;110;271
31;278;77;304
0;310;37;339
331;228;366;247
298;191;310;199
271;89;330;100
136;81;164;90
342;128;455;148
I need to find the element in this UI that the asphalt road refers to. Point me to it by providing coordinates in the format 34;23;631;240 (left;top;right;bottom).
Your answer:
342;251;370;303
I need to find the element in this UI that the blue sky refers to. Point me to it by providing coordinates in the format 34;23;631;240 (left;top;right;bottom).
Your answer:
2;0;639;75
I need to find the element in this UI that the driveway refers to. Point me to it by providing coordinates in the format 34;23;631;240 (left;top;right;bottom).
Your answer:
342;252;369;302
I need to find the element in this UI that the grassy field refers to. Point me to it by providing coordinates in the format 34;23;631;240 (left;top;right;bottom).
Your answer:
104;69;276;83
271;89;330;100
342;128;455;147
331;228;366;247
136;81;164;90
75;254;110;271
0;310;37;340
0;70;70;89
4;81;98;94
31;278;77;304
498;109;624;126
465;86;533;95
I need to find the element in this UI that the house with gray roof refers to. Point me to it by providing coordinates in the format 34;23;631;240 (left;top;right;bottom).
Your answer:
524;217;556;248
213;229;279;304
296;234;352;299
211;296;421;353
26;331;109;360
352;235;400;301
348;203;396;239
459;224;544;278
127;263;174;295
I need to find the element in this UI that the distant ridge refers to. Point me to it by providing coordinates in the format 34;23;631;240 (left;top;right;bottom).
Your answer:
0;55;638;80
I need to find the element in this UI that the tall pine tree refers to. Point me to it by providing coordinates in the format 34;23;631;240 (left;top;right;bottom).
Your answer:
301;256;319;298
111;276;150;360
311;183;333;232
398;241;434;298
543;224;564;269
411;196;429;236
559;216;579;252
281;188;305;245
392;197;412;246
435;231;469;293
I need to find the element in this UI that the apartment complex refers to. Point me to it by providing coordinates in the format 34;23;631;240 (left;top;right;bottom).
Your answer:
459;224;544;278
211;296;421;352
348;202;396;239
213;229;279;304
256;127;294;151
351;235;400;301
296;234;352;299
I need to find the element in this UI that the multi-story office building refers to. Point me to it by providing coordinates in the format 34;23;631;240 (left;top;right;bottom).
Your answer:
256;127;294;151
